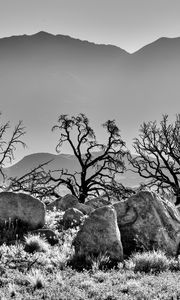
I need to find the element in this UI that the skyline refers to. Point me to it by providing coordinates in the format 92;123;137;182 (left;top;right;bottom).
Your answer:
1;0;180;53
1;32;180;165
1;0;180;165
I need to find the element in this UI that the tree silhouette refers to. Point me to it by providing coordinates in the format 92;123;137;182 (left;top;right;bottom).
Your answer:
10;113;127;203
129;114;180;205
0;114;26;184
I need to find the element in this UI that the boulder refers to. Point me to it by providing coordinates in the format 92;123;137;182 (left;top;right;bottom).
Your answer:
60;194;79;211
63;208;84;229
31;229;58;245
47;194;79;212
0;192;45;230
113;191;180;256
75;203;94;215
46;196;62;211
73;205;123;262
47;194;93;215
85;197;110;209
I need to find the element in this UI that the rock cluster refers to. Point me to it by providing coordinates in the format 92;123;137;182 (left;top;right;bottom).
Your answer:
1;190;180;262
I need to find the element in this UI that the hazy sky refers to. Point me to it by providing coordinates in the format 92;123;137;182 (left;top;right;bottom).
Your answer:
1;0;180;52
1;0;180;164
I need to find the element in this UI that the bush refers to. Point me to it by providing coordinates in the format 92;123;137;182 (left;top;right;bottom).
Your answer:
129;250;171;274
24;234;49;254
26;269;45;290
45;209;64;232
69;250;117;271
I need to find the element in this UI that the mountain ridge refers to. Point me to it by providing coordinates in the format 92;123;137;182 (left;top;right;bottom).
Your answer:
0;31;180;161
4;151;143;189
2;31;180;54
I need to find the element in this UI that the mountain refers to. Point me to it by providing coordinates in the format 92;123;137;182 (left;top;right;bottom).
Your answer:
4;152;144;189
1;32;180;159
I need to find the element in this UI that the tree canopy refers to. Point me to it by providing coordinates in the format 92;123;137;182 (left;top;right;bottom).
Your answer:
0;114;26;184
9;113;128;203
129;114;180;205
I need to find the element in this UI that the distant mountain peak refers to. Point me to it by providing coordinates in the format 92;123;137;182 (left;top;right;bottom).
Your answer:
34;31;53;37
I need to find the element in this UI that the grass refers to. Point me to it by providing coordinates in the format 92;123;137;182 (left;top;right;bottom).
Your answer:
127;250;172;274
24;234;49;254
0;210;180;299
26;269;45;290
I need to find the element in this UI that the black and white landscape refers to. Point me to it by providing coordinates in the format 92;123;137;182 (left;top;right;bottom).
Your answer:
1;1;180;299
1;32;180;157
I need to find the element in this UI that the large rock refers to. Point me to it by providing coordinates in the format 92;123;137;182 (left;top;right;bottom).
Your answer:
73;205;123;262
47;194;93;215
85;197;110;209
75;203;94;215
113;191;180;256
47;194;79;211
63;208;84;229
0;192;45;230
46;196;62;211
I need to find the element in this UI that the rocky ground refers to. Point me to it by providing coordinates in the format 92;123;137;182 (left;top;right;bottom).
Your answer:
0;191;180;299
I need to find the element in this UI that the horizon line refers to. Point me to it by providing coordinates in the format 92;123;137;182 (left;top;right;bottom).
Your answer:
0;30;180;54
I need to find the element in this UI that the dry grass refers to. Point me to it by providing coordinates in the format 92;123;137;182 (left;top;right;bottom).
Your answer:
0;210;179;299
24;234;49;254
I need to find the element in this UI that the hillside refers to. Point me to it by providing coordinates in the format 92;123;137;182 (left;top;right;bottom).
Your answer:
1;33;180;158
4;152;144;188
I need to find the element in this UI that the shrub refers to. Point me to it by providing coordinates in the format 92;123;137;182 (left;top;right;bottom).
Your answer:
8;283;17;298
26;269;45;290
90;253;111;272
45;209;64;232
69;250;117;271
24;234;49;254
129;250;171;273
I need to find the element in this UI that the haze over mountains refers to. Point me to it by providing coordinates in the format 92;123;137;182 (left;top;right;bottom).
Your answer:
1;31;180;161
4;152;142;189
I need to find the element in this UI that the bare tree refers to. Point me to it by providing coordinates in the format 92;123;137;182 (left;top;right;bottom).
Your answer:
10;113;127;203
0;114;26;185
50;113;127;202
7;160;60;200
129;114;180;205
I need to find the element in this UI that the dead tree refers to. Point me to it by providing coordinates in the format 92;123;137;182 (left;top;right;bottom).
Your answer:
129;114;180;205
10;113;127;203
0;114;26;187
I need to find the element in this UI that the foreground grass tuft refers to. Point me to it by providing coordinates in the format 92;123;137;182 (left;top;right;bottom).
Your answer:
27;269;45;290
128;250;172;273
24;234;49;254
0;210;180;299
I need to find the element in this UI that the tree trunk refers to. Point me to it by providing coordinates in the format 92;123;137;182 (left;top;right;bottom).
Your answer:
79;193;86;203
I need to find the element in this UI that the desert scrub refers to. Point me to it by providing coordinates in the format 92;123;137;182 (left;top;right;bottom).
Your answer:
24;234;49;254
26;269;45;290
45;208;64;232
128;250;171;273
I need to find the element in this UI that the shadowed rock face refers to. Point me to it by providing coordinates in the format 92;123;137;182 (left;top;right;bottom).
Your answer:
47;194;93;215
75;203;94;215
0;192;45;230
47;194;78;211
63;208;84;229
114;191;180;256
46;196;62;211
85;197;110;209
73;205;123;262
